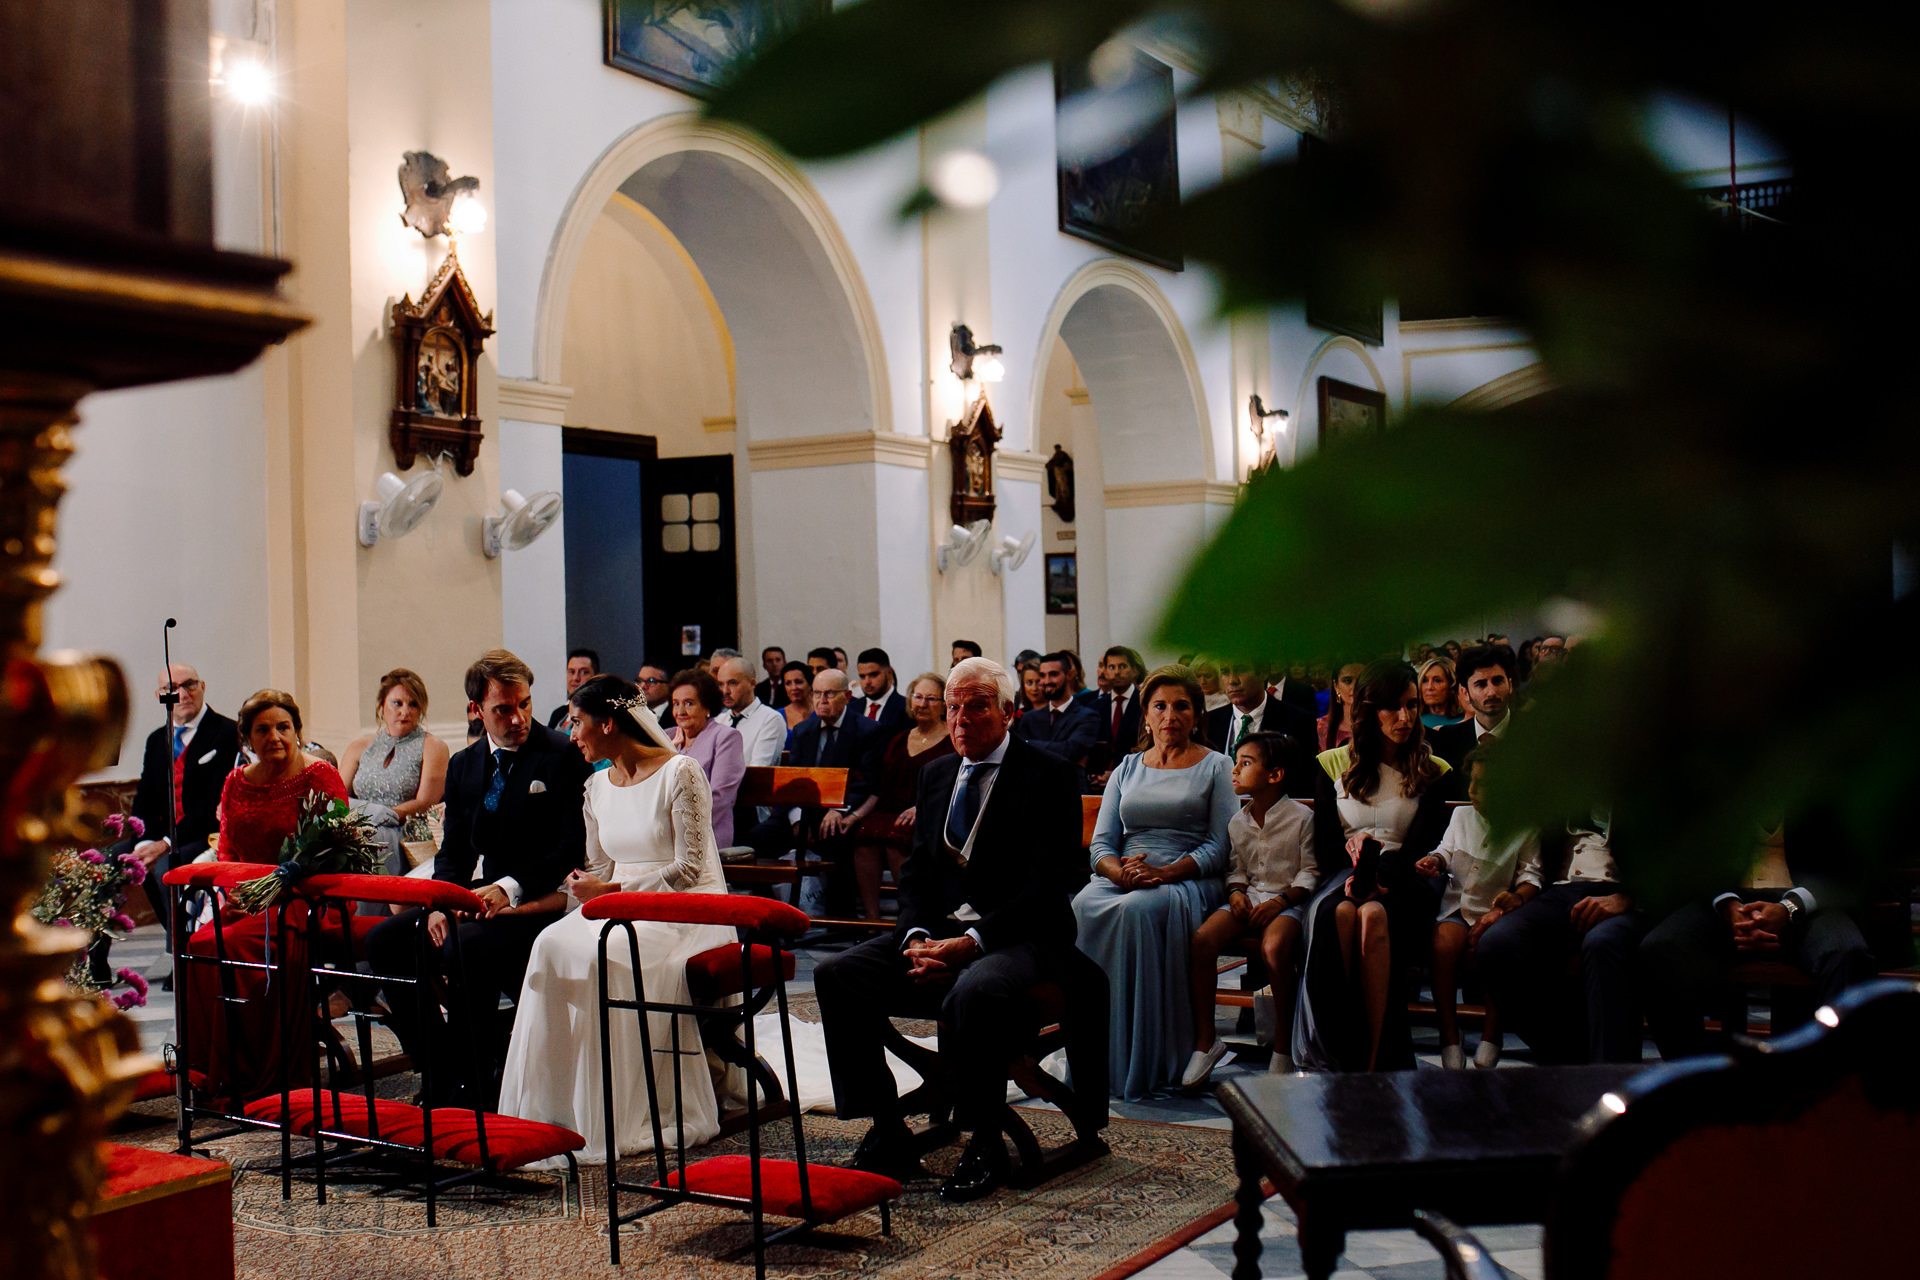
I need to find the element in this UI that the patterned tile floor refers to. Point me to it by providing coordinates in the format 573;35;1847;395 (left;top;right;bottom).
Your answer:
114;923;1677;1280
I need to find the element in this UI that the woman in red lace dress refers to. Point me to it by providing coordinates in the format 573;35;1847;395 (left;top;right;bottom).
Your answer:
182;689;347;1102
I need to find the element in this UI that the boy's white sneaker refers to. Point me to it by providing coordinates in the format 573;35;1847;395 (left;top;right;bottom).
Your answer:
1441;1044;1468;1070
1474;1039;1502;1068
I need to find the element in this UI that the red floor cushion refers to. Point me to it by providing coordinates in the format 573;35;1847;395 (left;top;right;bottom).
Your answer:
661;1155;900;1222
685;943;796;1001
424;1109;585;1170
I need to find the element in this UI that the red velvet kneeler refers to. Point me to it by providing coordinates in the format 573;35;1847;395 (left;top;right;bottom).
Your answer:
92;1143;233;1280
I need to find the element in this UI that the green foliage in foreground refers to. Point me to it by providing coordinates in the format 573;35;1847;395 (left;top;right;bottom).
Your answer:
710;0;1919;909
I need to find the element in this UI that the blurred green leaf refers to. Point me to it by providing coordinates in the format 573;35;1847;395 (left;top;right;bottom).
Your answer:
713;0;1920;914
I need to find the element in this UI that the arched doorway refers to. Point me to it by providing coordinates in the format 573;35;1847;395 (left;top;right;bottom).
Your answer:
532;116;897;664
1027;261;1219;663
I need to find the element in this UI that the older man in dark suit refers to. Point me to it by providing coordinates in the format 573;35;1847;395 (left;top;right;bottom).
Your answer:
815;657;1109;1203
367;648;592;1105
124;663;241;953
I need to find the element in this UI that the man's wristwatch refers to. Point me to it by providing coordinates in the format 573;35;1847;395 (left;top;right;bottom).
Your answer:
1778;895;1802;925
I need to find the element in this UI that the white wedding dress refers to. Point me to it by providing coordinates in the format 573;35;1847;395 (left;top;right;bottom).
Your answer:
498;754;737;1164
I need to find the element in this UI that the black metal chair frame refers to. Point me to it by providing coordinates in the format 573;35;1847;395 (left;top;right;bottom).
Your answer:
167;870;309;1192
595;917;886;1276
290;890;580;1226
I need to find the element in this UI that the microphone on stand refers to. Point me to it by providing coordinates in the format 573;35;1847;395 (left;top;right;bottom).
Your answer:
159;618;183;952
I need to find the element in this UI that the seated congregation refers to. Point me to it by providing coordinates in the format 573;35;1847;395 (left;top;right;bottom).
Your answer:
145;635;1906;1227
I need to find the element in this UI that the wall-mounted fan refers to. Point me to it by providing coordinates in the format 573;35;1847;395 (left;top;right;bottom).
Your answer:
936;519;992;573
990;530;1037;575
357;469;444;547
482;487;563;558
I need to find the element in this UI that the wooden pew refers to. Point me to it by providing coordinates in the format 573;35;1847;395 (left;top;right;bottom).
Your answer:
718;765;899;932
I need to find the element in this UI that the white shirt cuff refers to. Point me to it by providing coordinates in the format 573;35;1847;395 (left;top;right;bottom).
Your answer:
491;876;523;908
1712;891;1741;911
1786;886;1816;913
900;927;930;952
964;927;984;952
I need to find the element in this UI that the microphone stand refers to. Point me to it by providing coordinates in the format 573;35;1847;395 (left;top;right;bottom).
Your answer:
159;619;181;950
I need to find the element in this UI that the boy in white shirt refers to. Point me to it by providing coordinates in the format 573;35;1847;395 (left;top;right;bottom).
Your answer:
1414;746;1542;1069
1184;732;1318;1084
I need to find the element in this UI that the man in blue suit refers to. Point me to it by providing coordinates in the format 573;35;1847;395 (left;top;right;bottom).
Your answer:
1012;651;1102;790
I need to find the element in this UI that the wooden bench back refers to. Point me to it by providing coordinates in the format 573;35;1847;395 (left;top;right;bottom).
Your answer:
736;765;848;810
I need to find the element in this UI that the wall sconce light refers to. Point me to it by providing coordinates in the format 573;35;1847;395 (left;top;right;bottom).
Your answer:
989;530;1036;576
398;151;484;239
357;469;444;548
1248;393;1289;476
483;488;563;558
211;38;275;106
950;324;1004;383
1249;393;1289;432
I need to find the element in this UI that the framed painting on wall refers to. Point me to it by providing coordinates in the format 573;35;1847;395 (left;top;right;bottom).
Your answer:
1316;377;1387;450
1054;47;1182;271
1045;553;1079;615
604;0;828;98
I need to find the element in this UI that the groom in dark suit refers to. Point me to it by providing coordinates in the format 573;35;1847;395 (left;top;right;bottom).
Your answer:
367;648;592;1104
814;657;1108;1202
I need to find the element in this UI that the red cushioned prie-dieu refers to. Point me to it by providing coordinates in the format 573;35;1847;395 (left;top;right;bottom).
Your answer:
162;862;278;889
661;1155;900;1221
584;890;810;934
685;943;795;1001
300;873;486;913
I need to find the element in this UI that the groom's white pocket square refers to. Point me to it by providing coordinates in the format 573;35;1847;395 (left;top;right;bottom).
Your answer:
197;749;218;765
527;780;548;794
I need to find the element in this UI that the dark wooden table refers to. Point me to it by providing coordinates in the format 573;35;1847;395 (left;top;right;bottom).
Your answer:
1218;1065;1642;1279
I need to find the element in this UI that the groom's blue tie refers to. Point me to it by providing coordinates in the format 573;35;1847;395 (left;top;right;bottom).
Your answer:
483;748;508;813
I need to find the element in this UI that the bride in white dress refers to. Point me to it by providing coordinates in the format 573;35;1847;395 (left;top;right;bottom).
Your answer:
498;676;736;1163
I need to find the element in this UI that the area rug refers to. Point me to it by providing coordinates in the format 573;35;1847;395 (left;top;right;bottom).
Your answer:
115;1102;1234;1279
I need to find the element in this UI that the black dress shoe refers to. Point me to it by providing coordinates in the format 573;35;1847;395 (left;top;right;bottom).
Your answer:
938;1132;1009;1203
849;1120;923;1180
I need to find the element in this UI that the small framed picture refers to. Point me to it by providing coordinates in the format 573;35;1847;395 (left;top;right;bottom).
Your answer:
1045;553;1079;615
680;624;702;657
1316;377;1387;450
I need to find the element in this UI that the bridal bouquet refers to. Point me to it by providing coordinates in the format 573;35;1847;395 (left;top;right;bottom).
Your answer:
228;792;385;914
31;813;153;1008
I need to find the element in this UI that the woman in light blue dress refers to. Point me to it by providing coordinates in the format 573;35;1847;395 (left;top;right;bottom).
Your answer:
1072;666;1239;1100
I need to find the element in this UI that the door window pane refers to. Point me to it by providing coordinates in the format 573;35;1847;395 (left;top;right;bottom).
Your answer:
691;522;722;552
662;524;692;553
690;492;721;522
661;493;691;523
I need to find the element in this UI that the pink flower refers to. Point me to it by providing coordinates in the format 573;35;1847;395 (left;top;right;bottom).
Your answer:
115;967;150;998
80;849;105;864
102;813;144;839
108;912;137;932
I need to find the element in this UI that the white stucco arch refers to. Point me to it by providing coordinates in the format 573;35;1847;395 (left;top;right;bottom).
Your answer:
532;113;892;440
1027;259;1216;484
